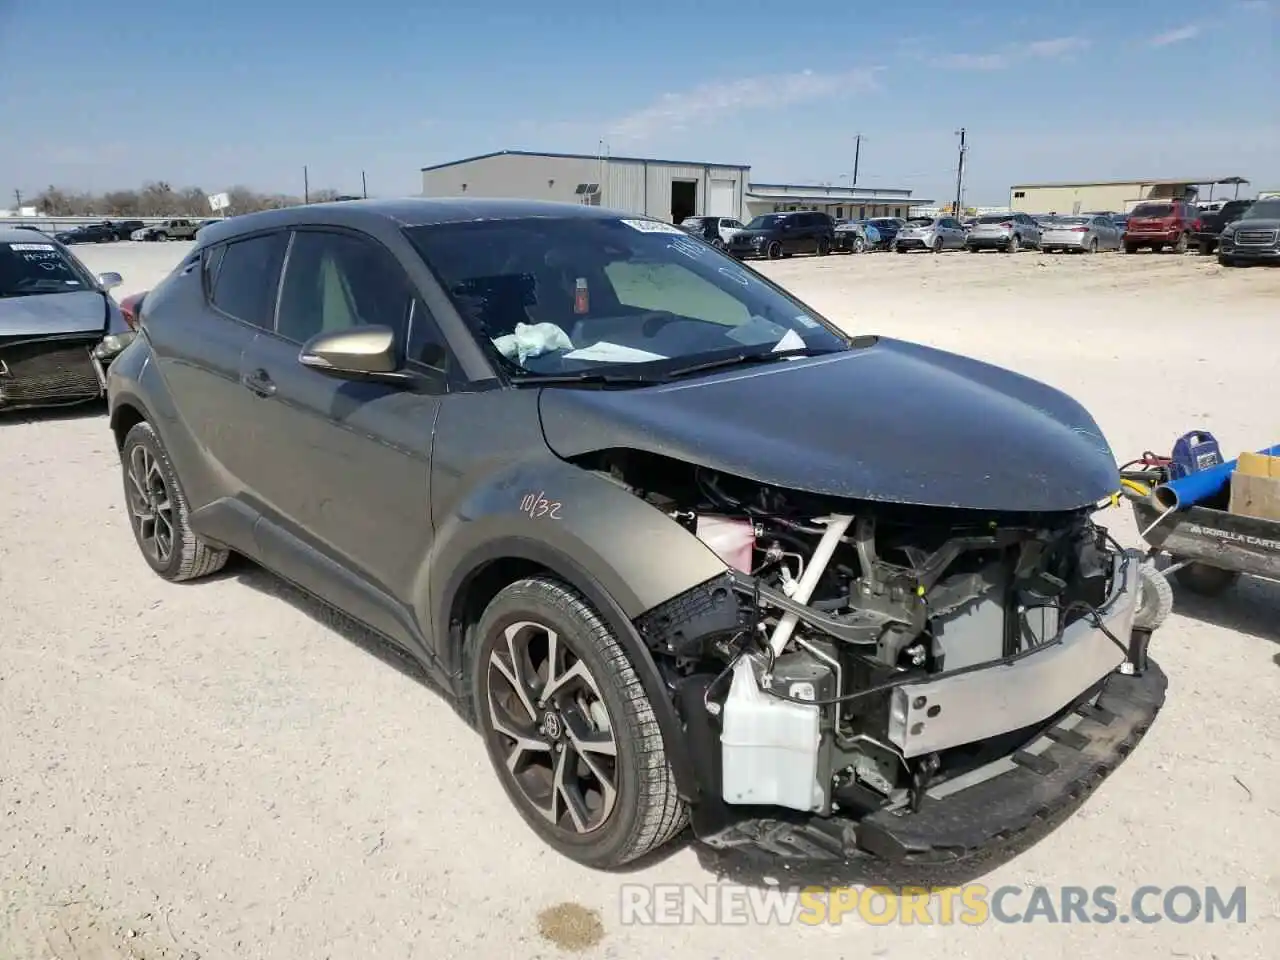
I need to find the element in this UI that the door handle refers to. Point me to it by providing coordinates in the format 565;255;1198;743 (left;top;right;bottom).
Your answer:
241;368;276;397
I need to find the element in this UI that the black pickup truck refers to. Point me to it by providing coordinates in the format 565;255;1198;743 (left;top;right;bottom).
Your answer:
1193;199;1254;255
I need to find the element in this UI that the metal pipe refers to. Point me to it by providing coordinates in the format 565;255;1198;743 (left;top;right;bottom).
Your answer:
767;514;854;656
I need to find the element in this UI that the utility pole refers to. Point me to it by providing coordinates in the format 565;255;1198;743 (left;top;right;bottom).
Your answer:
13;188;22;210
361;170;368;199
852;134;862;186
303;165;310;204
953;128;967;216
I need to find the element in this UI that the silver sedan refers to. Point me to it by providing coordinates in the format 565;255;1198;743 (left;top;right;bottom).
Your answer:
1040;214;1123;253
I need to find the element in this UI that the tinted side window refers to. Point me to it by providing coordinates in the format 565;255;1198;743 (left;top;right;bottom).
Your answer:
275;229;415;345
210;232;288;328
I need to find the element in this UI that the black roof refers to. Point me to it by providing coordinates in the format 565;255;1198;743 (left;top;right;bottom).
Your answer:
195;197;640;246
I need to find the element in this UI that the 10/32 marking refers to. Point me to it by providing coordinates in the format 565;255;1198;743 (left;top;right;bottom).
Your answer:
520;490;563;520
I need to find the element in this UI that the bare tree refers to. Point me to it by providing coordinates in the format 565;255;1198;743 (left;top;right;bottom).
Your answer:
27;182;320;218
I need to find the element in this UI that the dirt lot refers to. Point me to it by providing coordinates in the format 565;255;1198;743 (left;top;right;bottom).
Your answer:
2;242;1277;959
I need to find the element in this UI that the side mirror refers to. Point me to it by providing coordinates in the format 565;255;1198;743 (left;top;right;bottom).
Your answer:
298;325;415;384
97;271;123;291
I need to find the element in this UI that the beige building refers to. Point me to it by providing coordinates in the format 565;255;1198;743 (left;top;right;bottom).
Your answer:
421;150;928;224
1009;176;1250;214
421;150;750;223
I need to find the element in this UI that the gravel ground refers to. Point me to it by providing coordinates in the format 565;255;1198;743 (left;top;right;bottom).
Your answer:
2;241;1278;959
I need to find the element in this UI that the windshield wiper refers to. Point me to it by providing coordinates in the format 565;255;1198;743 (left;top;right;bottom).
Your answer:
509;371;657;387
661;347;835;380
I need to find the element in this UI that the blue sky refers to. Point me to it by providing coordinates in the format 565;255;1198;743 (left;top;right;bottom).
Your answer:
1;0;1276;205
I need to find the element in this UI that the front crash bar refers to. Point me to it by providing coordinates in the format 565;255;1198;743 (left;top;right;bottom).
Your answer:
886;549;1141;758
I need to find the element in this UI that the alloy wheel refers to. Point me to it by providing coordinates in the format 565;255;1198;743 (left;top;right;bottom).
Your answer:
126;444;174;565
486;620;619;835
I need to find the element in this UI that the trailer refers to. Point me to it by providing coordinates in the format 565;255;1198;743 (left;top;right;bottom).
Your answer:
1121;456;1280;596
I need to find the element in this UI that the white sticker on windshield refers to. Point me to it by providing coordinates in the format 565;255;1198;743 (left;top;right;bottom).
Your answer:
794;314;819;328
620;219;686;235
717;266;751;287
562;341;668;363
773;329;807;352
668;238;706;260
8;243;55;251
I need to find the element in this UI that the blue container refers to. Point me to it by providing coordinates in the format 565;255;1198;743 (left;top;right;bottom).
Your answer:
1155;443;1280;511
1168;431;1222;480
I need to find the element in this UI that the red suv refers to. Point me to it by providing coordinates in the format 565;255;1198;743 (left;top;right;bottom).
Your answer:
1123;200;1196;254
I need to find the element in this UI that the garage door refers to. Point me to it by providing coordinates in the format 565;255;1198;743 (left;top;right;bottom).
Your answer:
708;179;736;217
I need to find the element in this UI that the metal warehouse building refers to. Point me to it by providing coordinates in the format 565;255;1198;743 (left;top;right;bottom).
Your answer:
421;149;929;224
1009;176;1250;215
421;150;750;224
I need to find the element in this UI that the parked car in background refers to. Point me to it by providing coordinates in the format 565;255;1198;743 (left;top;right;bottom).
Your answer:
132;219;200;242
53;223;116;245
1217;197;1280;267
866;217;904;250
832;219;878;253
105;197;1169;871
1122;200;1196;254
0;227;134;412
105;220;144;241
726;211;835;259
1111;213;1130;233
1192;199;1253;255
965;213;1042;253
1039;214;1123;253
678;216;745;249
894;215;967;253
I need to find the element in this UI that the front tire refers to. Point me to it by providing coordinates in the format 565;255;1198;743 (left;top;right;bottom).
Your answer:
120;421;229;581
766;240;783;260
471;577;687;868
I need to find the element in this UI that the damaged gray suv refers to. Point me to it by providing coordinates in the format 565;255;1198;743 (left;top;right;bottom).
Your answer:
107;199;1169;870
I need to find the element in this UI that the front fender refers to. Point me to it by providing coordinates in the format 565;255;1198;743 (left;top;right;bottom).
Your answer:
420;453;728;649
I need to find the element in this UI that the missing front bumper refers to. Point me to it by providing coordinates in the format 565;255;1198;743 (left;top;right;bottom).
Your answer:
694;660;1167;864
886;550;1140;758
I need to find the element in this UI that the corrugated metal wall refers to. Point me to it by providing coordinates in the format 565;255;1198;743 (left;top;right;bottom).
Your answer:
604;161;646;214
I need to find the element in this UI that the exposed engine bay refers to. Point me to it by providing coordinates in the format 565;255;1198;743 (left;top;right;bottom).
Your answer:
576;449;1148;827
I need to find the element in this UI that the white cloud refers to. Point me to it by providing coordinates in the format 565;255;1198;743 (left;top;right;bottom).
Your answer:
1025;36;1091;57
940;52;1010;71
605;68;881;142
940;36;1089;70
1147;25;1200;46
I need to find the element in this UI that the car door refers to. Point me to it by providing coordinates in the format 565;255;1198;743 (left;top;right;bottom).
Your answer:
236;226;450;651
141;232;289;523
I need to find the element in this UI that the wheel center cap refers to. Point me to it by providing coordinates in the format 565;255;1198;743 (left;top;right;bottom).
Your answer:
539;710;563;741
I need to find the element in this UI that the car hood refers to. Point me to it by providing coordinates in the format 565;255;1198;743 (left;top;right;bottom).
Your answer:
538;337;1119;512
1228;218;1280;230
730;229;775;240
0;290;109;339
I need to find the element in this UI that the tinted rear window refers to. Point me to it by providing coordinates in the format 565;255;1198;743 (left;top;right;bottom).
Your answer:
1131;203;1173;217
209;232;288;328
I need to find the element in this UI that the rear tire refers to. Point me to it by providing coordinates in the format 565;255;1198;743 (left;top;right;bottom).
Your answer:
1086;238;1098;254
470;577;688;869
1006;234;1020;253
120;421;229;582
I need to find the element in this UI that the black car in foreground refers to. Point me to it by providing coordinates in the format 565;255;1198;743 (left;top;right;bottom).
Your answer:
1;227;133;412
1217;198;1280;266
1194;199;1254;255
107;198;1168;870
